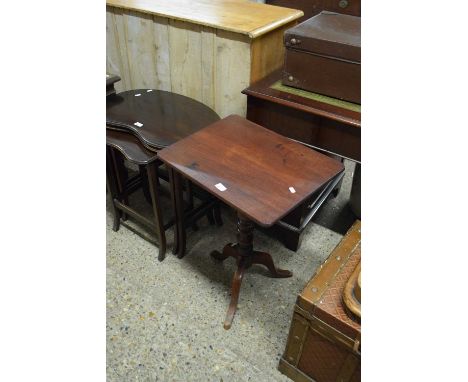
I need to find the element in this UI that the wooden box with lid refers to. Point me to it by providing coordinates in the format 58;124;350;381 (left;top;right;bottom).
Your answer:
283;11;361;103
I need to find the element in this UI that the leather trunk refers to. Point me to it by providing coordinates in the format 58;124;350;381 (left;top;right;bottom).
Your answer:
278;220;361;382
282;11;361;103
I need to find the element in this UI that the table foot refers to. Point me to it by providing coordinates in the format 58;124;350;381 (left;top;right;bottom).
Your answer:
212;213;292;329
223;260;246;330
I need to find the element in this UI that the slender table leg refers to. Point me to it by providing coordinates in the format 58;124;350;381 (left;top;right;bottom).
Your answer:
211;212;293;330
169;168;186;258
213;203;223;227
106;147;121;231
168;168;179;256
139;165;152;204
147;161;167;261
223;259;246;330
110;148;128;221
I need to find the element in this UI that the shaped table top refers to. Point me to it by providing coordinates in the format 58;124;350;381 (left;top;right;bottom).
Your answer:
158;115;344;227
106;90;220;152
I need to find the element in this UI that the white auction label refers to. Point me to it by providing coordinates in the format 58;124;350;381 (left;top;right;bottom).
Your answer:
289;187;296;194
215;183;227;192
134;122;143;127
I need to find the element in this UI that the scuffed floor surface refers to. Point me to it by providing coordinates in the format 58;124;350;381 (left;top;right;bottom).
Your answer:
107;161;357;381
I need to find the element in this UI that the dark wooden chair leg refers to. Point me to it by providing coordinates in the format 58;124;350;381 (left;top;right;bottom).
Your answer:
223;259;247;330
147;161;167;261
140;165;152;204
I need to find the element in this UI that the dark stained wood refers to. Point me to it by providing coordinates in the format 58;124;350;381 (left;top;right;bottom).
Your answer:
160;115;344;329
106;141;167;260
106;89;220;151
283;12;361;103
243;71;360;163
211;213;293;329
266;0;361;22
106;129;159;165
244;70;360;128
244;70;360;250
158;115;344;227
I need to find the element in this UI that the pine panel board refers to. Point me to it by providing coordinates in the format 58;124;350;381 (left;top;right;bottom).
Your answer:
168;19;203;102
106;8;125;93
124;10;158;89
152;15;172;91
200;26;215;110
214;30;251;118
109;6;133;91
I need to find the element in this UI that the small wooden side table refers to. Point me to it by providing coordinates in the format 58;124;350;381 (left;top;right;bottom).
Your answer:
158;115;344;329
106;89;222;258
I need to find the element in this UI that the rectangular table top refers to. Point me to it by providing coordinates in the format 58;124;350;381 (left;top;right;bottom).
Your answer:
106;0;303;38
158;115;344;227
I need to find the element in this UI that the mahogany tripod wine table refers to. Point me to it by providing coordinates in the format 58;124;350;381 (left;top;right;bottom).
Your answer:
158;115;344;329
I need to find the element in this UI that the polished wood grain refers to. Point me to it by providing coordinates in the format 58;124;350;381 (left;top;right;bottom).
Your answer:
106;90;220;151
106;0;303;38
158;115;344;227
161;115;343;329
244;70;361;127
106;129;158;165
243;70;360;162
244;71;360;250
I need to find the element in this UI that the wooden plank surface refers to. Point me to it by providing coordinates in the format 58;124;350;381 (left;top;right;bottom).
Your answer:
214;30;251;117
152;15;171;91
107;2;292;117
168;20;203;102
250;20;295;83
106;0;303;38
124;10;158;89
110;7;133;90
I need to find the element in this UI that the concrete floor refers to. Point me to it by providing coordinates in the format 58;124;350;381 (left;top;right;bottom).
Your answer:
107;160;357;381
